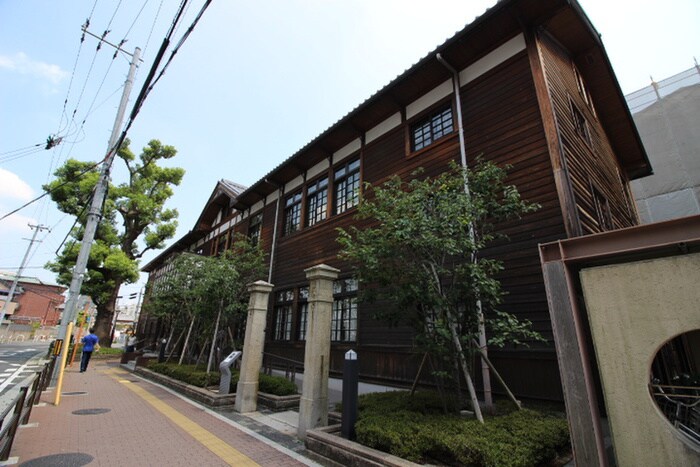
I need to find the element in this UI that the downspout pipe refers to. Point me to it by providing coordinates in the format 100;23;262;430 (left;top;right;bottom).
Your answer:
266;180;283;284
436;54;470;185
436;53;494;409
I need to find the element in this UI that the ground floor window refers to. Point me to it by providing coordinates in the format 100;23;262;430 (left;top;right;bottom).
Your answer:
273;290;293;341
297;286;309;341
332;278;358;342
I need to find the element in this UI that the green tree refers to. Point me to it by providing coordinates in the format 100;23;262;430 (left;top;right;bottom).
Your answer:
337;161;541;422
45;139;184;346
146;234;266;369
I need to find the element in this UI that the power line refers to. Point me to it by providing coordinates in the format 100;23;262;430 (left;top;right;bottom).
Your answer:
2;0;214;226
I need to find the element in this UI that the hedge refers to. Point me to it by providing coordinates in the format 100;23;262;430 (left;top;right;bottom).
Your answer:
354;391;570;467
146;362;297;396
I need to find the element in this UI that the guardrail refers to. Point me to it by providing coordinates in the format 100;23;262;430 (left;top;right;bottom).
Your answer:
0;359;53;461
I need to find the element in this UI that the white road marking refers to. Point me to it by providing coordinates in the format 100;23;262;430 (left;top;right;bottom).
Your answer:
0;362;31;393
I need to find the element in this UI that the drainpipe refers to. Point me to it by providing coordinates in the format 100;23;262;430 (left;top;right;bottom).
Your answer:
266;181;283;284
436;53;493;410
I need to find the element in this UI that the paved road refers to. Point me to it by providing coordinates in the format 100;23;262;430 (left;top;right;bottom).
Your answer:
0;342;49;401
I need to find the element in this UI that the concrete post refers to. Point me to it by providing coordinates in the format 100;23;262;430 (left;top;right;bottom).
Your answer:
298;264;339;439
234;280;273;413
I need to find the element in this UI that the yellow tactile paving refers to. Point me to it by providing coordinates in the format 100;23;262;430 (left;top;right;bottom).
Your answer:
103;368;260;467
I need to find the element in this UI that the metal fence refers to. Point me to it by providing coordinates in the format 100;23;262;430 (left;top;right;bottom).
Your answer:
0;358;55;460
650;383;700;448
625;62;700;114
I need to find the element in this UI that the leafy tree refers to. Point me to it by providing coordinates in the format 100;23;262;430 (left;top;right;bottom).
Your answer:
45;139;184;345
337;161;541;422
146;234;266;369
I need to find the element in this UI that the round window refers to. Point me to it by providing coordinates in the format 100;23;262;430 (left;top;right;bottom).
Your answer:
649;330;700;447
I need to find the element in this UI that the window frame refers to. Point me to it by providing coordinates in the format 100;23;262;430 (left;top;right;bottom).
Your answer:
570;99;591;146
297;286;309;341
248;212;263;246
408;103;455;153
283;192;302;236
333;158;361;215
273;289;294;341
305;177;329;227
331;278;358;342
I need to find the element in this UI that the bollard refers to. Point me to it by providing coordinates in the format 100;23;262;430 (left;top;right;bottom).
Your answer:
158;338;167;363
341;349;359;440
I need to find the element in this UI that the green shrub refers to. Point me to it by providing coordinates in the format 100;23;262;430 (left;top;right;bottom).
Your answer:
259;373;297;396
145;362;297;396
354;391;570;466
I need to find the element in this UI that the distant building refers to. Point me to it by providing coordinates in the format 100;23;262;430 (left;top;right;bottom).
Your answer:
626;67;700;223
0;272;66;326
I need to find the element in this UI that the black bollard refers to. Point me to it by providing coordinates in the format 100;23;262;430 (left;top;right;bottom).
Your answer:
341;349;359;440
158;338;167;363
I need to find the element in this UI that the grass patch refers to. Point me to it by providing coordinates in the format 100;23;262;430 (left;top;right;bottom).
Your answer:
145;362;298;396
355;391;570;466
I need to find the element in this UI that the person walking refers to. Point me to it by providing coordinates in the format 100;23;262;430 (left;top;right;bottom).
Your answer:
80;328;99;372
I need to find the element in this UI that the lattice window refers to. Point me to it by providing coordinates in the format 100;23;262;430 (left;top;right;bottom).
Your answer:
283;192;302;235
306;177;328;227
331;278;358;342
334;159;360;215
410;105;454;151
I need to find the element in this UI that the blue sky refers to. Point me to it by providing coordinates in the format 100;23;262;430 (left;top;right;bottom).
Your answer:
1;0;699;304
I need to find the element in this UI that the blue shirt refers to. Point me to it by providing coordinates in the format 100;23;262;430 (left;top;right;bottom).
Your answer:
82;333;99;352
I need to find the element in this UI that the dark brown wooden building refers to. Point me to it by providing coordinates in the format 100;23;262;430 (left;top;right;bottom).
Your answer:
141;0;651;401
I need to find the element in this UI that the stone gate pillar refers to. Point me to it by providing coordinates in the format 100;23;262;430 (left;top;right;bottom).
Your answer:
234;280;273;414
297;264;339;439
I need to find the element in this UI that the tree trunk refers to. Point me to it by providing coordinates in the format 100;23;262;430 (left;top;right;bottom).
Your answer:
179;315;196;365
94;281;123;347
445;309;484;423
207;301;223;374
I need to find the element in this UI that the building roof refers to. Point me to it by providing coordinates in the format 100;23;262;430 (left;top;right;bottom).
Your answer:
228;0;650;212
0;271;63;288
143;0;652;274
142;179;247;272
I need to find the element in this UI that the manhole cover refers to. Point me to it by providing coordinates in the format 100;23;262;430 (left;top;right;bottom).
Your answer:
19;452;93;466
72;408;111;415
62;391;87;396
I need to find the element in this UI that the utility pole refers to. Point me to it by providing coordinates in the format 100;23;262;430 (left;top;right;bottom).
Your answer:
56;46;141;357
0;224;50;325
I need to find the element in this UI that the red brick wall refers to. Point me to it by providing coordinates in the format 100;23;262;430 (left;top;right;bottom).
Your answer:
11;283;66;326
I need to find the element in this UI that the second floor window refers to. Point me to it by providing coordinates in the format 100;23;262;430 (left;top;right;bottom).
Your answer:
571;103;591;145
283;192;302;235
306;177;328;227
410;105;454;152
334;159;360;215
248;212;262;246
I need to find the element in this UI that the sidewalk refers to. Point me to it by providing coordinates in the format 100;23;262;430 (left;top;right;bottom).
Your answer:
4;360;323;467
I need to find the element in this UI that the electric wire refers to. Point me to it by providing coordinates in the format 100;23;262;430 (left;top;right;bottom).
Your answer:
2;0;212;225
0;158;105;223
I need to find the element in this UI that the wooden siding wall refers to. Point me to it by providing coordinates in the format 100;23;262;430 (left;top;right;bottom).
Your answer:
538;33;638;235
265;51;567;401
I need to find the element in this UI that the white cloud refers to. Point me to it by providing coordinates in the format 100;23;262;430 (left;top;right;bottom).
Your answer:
0;210;36;235
0;52;68;84
0;168;34;202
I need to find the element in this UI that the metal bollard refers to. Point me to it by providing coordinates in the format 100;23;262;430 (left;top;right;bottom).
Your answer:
341;349;358;440
158;338;167;363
